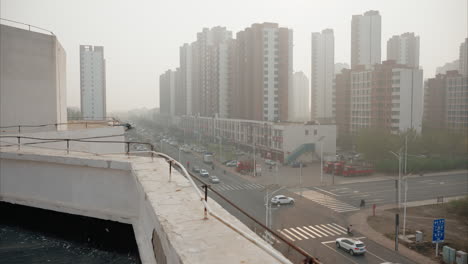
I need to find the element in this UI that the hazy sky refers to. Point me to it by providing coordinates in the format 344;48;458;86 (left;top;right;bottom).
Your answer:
1;0;467;111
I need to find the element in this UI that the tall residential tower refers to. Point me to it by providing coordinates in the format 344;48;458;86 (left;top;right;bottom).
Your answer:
80;45;106;120
351;10;381;69
311;29;334;121
387;32;420;68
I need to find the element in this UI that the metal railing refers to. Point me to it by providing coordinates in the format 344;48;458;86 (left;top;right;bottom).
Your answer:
0;119;123;134
0;18;54;35
0;134;320;264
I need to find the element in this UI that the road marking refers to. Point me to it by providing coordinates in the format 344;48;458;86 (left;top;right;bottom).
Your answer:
314;225;336;236
365;249;387;262
277;230;295;242
283;229;302;241
307;225;327;237
303;226;322;238
323;237;389;262
320;224;342;235
289;227;309;239
297;190;359;213
296;226;315;239
321;242;360;264
331;223;347;232
314;187;339;196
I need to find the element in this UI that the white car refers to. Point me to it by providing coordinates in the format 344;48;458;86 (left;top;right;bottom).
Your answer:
265;159;276;166
199;169;209;177
271;195;294;205
209;176;220;183
335;238;366;255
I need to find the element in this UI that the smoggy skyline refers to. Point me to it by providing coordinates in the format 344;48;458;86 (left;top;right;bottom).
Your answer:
1;0;466;111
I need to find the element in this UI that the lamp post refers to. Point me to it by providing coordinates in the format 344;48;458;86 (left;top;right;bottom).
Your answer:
318;136;326;186
264;186;286;230
389;149;403;209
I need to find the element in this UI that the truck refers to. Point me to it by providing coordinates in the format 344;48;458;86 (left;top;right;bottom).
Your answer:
236;160;261;176
203;154;213;164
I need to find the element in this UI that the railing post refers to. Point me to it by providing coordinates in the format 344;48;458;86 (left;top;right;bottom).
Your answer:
203;184;209;220
169;160;173;182
66;139;70;154
18;125;21;134
85;122;88;128
17;136;20;150
150;144;154;161
126;142;130;158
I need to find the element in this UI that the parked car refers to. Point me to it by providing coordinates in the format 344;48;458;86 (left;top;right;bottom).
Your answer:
265;159;276;166
209;176;220;183
335;238;366;256
271;195;294;205
226;160;238;167
290;161;306;168
192;166;200;173
199;169;209;177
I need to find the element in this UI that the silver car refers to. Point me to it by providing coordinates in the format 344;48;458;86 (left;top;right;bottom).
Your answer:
209;176;220;183
199;169;209;177
335;238;366;255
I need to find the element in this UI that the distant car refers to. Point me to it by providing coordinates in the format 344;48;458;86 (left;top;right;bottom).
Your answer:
335;238;366;256
226;160;238;167
271;195;294;205
209;176;220;183
192;166;200;173
290;161;306;168
199;169;209;177
265;159;276;166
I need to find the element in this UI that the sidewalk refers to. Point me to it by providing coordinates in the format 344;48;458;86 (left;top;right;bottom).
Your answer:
347;196;466;264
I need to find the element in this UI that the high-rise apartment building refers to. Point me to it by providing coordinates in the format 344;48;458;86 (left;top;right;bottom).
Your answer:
290;71;310;122
423;71;468;131
334;69;352;136
195;27;232;118
311;29;334;121
351;10;381;69
159;70;175;115
387;32;420;68
80;45;106;120
231;23;293;122
349;61;423;134
180;43;193;115
459;38;468;77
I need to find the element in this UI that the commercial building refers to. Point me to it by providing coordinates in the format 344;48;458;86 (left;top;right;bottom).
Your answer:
231;23;293;122
80;45;106;120
0;24;67;129
351;10;381;69
311;29;334;121
387;32;420;68
349;61;423;134
291;71;310;122
177;115;336;163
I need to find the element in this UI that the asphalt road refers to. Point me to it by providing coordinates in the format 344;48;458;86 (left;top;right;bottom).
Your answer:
152;139;417;264
312;173;468;208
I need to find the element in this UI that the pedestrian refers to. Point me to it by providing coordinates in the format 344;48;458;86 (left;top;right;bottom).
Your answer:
360;199;365;208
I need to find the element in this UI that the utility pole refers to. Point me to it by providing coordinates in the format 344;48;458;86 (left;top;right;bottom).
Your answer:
403;178;408;237
299;163;303;197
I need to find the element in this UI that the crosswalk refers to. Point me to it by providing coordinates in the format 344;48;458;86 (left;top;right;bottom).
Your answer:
277;223;348;242
298;190;359;213
211;183;265;191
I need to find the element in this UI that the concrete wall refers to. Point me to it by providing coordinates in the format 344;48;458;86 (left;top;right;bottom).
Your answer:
280;124;336;160
0;24;67;129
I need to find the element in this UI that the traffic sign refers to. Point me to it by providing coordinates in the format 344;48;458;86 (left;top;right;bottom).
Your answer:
432;218;445;243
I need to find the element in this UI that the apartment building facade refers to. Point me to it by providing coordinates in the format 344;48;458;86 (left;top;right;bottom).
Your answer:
291;71;310;122
351;10;381;69
387;32;420;68
80;45;106;120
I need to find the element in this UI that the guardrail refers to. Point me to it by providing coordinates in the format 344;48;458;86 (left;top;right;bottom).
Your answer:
0;134;320;264
0;119;125;134
0;18;54;35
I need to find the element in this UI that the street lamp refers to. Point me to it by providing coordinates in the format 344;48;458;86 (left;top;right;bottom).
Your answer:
264;186;286;232
318;136;326;186
389;149;403;209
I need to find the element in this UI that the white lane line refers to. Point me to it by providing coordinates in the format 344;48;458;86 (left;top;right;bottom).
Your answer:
246;184;256;189
326;224;347;234
302;226;321;238
320;224;342;235
231;185;242;190
336;208;360;213
331;223;347;232
314;225;335;236
289;227;309;239
307;226;328;237
222;185;233;191
283;229;302;241
365;249;388;262
277;230;295;242
314;187;339;196
254;184;264;188
296;226;315;239
321;242;360;264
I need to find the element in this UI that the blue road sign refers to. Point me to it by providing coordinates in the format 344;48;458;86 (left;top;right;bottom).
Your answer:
432;218;445;243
